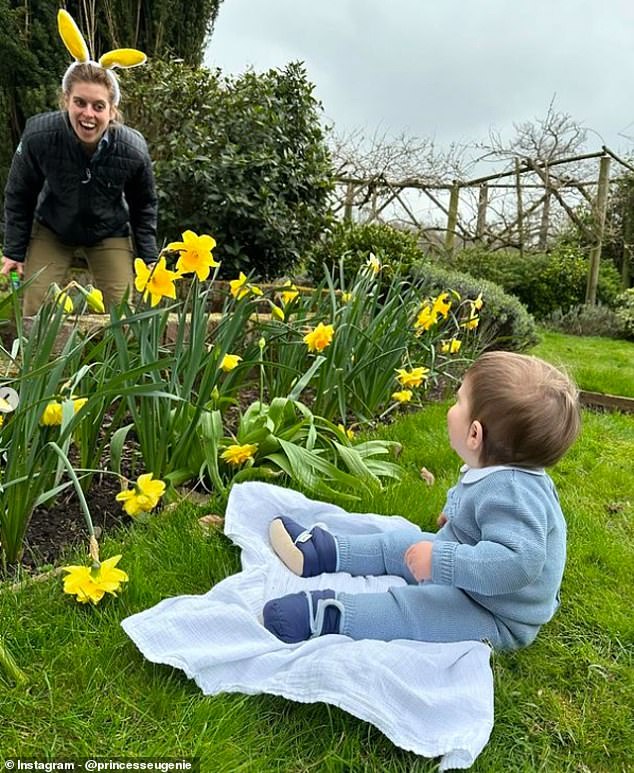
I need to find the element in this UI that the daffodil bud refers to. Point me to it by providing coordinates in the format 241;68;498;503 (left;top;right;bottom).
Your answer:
52;283;74;314
258;336;266;350
85;286;106;314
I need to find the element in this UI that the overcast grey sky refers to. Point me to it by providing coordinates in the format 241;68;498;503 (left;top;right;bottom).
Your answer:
204;0;634;159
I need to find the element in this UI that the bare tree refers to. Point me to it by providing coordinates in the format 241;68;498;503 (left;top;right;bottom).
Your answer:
474;98;595;249
329;127;469;182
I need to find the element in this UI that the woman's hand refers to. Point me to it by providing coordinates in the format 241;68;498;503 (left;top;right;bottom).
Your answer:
1;257;23;276
404;540;433;582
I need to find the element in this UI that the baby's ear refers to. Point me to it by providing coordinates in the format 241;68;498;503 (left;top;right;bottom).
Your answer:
467;420;484;452
58;9;90;62
99;49;147;70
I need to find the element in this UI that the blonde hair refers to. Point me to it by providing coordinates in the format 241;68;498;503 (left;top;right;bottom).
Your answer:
465;351;580;468
59;63;123;124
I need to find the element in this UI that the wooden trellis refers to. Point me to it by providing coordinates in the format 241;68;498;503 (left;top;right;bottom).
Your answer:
334;146;634;302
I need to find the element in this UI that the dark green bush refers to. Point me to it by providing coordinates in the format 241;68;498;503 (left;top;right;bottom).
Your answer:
305;222;426;284
451;244;622;319
123;60;334;279
410;261;538;352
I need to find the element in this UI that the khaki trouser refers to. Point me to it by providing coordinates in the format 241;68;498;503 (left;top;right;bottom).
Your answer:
22;222;135;316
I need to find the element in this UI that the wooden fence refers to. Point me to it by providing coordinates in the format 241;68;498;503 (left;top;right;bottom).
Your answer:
334;147;634;302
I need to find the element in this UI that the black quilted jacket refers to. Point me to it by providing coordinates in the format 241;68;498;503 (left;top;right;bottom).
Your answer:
3;111;158;262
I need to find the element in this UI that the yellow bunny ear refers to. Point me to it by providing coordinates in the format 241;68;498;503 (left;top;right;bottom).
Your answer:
57;9;90;62
99;49;147;69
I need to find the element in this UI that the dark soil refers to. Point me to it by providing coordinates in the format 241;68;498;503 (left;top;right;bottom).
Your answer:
20;473;129;572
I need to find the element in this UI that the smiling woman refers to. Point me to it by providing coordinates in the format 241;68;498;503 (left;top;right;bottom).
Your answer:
1;10;157;316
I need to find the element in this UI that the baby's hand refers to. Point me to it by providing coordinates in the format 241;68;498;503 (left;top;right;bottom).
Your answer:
437;511;447;527
404;540;433;582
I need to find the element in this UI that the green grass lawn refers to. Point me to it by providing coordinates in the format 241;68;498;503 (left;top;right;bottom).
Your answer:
1;399;633;771
530;330;634;398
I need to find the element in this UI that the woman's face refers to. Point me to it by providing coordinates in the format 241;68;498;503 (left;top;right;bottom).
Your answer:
65;82;113;150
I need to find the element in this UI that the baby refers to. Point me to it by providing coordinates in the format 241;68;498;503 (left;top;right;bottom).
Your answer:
263;351;580;650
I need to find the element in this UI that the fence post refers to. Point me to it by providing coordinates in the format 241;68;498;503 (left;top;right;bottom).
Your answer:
476;184;488;242
585;155;611;304
445;182;460;254
622;178;634;288
538;190;551;250
343;182;354;222
515;159;524;258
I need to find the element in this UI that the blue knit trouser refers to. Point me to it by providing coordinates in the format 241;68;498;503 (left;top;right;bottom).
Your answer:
335;529;516;649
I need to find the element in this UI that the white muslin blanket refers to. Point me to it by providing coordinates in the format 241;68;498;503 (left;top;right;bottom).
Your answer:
122;481;494;770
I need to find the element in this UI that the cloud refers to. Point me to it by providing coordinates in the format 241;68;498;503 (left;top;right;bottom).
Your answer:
205;0;634;152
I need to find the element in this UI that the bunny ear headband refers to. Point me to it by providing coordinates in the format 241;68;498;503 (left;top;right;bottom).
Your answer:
58;9;147;106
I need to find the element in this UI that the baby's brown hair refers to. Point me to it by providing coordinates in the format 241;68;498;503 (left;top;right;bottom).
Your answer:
465;351;580;468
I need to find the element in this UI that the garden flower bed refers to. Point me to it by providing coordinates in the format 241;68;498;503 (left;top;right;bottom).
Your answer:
1;234;486;579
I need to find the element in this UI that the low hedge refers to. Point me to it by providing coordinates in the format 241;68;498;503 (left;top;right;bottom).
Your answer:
450;245;622;319
410;260;538;352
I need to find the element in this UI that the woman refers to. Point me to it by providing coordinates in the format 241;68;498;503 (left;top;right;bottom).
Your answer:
1;13;157;315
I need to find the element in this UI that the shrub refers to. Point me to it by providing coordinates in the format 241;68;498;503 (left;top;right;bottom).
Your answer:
614;288;634;340
546;303;627;339
305;222;426;284
123;60;334;279
410;261;538;352
451;244;622;318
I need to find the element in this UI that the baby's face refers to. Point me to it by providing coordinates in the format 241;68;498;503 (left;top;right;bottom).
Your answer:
447;378;481;467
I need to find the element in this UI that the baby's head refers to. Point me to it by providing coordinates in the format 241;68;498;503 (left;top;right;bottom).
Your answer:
449;351;580;468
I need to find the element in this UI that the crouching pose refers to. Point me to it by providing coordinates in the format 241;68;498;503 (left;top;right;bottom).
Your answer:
263;351;581;651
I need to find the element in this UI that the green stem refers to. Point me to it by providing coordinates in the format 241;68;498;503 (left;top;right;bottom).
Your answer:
0;637;28;687
47;442;94;538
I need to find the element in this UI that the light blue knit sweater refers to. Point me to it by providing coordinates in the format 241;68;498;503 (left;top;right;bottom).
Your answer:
431;466;567;631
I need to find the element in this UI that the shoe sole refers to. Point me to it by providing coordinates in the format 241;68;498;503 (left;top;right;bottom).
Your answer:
269;518;304;576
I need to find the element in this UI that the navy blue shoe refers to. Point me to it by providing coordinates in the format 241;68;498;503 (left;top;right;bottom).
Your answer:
269;516;337;577
263;589;344;643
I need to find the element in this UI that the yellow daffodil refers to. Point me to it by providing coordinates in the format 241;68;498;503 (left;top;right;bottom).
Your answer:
230;272;250;300
166;230;219;281
0;415;4;428
85;287;106;314
57;292;73;314
440;338;462;354
396;366;429;388
229;272;263;300
134;257;180;307
392;389;413;403
41;401;63;426
271;304;285;321
62;555;128;605
341;292;353;303
414;305;437;331
462;314;480;330
219;353;242;372
281;284;299;304
366;252;381;274
337;423;355;440
116;473;166;517
432;292;452;319
304;322;334;353
221;443;258;466
73;397;88;413
471;292;484;311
